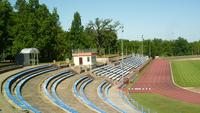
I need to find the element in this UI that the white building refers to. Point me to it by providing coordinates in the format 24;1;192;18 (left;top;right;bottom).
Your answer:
72;52;96;68
16;48;39;66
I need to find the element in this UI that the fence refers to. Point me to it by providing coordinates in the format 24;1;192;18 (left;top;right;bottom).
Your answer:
72;48;97;53
119;84;158;113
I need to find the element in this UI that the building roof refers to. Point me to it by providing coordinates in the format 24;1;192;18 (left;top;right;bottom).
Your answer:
20;48;39;54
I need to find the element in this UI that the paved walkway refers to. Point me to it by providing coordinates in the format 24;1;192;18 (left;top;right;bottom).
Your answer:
108;86;139;113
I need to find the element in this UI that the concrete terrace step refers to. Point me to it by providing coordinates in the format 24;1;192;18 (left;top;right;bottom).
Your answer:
56;74;95;113
42;70;78;113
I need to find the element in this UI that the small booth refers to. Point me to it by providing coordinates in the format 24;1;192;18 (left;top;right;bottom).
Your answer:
72;49;97;69
16;48;39;66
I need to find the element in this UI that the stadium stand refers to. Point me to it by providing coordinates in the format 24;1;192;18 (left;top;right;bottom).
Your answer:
4;64;56;113
42;71;78;113
0;64;22;74
92;55;149;81
73;76;106;113
97;80;126;113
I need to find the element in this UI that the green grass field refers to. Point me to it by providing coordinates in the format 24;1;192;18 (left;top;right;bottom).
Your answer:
171;60;200;87
130;93;200;113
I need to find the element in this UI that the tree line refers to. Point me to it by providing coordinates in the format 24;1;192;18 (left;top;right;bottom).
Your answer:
0;0;200;62
119;37;200;57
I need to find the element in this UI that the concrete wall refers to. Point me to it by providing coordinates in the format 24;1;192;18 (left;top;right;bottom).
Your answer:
73;55;96;66
96;58;109;64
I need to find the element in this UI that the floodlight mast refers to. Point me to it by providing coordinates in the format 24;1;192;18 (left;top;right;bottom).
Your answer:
141;35;144;56
120;25;124;84
149;40;151;57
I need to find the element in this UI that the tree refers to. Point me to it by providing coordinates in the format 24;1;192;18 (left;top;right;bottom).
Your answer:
150;38;163;57
189;41;200;55
173;37;189;56
12;1;66;61
0;0;14;60
103;31;118;54
86;18;120;55
69;11;85;50
162;40;173;56
12;0;30;55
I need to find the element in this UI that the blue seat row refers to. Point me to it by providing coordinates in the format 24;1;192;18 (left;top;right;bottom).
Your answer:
73;76;106;113
92;56;149;81
80;79;106;113
0;65;22;74
43;71;78;113
15;67;57;113
97;81;126;113
4;64;54;113
118;85;140;112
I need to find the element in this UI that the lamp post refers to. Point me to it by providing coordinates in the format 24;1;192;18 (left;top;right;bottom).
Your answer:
141;35;144;56
120;25;124;84
149;40;151;57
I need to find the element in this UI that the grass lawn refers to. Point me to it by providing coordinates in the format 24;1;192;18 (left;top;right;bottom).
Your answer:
171;60;200;87
130;93;200;113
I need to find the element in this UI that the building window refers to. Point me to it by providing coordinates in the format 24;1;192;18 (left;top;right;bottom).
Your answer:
87;57;90;62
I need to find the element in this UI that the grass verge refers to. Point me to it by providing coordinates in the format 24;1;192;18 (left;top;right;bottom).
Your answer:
130;93;200;113
171;60;200;87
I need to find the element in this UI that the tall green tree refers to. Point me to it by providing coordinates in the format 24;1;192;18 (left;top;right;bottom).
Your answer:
12;0;66;61
12;0;30;55
86;18;120;55
173;37;189;56
69;11;85;50
0;0;14;60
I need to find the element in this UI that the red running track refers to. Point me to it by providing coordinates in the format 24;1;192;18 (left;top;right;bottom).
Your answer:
130;59;200;105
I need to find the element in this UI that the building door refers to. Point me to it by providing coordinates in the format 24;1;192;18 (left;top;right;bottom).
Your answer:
79;57;83;65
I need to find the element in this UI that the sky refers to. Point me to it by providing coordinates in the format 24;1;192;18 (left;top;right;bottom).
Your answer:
10;0;200;42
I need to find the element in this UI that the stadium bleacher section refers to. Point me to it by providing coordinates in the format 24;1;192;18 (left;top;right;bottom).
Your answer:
1;55;149;113
42;71;78;113
73;76;106;113
97;80;126;113
92;55;149;81
4;64;56;113
0;64;22;74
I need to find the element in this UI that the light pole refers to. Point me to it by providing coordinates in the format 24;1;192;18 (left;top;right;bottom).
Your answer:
149;40;151;57
141;35;144;56
120;25;124;84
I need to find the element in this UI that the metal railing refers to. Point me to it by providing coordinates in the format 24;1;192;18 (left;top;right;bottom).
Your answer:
119;84;158;113
72;48;97;53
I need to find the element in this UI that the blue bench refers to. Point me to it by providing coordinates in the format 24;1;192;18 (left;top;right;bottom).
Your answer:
4;64;53;113
43;71;78;113
79;78;106;113
98;81;126;113
15;67;57;113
